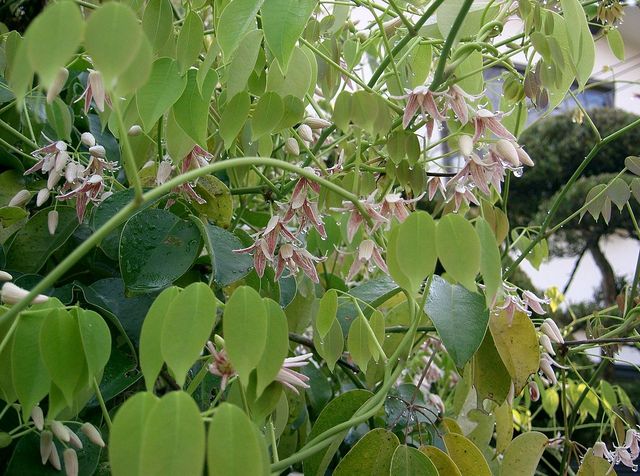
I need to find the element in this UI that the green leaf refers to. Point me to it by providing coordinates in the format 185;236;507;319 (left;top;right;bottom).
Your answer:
392;211;436;294
443;432;492;476
0;312;18;404
386;225;412;293
139;391;205;476
303;389;373;476
217;0;265;60
226;29;263;99
219;91;251;149
333;428;399;475
136;58;187;132
119;208;202;293
489;311;540;393
436;213;481;291
473;331;511;405
576;448;616;476
607;28;625;61
5;206;79;274
116;34;153;96
109;392;159;476
560;0;595;88
274;95;305;131
11;310;50;419
45;97;72;141
251;91;284;139
207;403;269;476
437;1;498;43
223;286;268;386
390;445;439;476
495;401;513;453
24;1;83;88
424;276;488;369
607;177;630;211
266;48;312;99
419;446;462;476
176;11;204;74
454;50;484;96
626;156;640;176
201;223;253;286
256;298;289;395
76;309;111;388
198;43;220;93
139;286;181;390
190;175;233;228
476;217;502;307
500;431;548;476
261;0;317;70
142;0;174;54
316;289;338;339
7;35;34;106
84;2;144;86
161;283;217;386
166;109;196;161
40;308;84;405
173;69;212;146
313;318;343;372
348;314;371;372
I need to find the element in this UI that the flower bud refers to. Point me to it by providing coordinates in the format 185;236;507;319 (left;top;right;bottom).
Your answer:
0;432;11;448
297;124;314;142
496;139;520;167
0;271;12;282
593;441;609;459
506;382;515;406
382;17;402;36
528;380;540;401
458;135;474;156
36;188;50;207
47;169;62;190
539;357;557;385
8;189;30;207
539;334;555;356
40;430;53;464
284;137;300;156
213;334;225;348
156;160;173;185
87;70;107;112
81;132;96;148
89;145;106;159
128;125;143;136
63;448;78;476
1;282;49;305
541;318;564;344
356;30;369;41
48;441;61;470
304;117;332;129
67;427;83;450
516;146;534;167
31;406;44;431
48;210;59;235
80;423;105;447
46;67;69;104
51;420;70;443
55;150;69;173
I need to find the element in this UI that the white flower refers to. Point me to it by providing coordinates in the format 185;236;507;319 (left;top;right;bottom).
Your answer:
0;283;49;305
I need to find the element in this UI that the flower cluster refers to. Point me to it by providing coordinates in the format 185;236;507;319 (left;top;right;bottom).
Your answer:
153;145;214;206
493;282;550;323
592;428;640;471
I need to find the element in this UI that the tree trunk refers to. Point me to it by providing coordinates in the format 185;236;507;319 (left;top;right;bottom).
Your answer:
588;238;617;305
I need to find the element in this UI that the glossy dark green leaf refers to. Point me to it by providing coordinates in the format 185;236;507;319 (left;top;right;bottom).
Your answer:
176;11;204;74
303;389;372;476
262;0;317;70
5;206;78;274
217;0;265;59
207;403;269;476
161;283;217;386
119;208;202;293
473;331;511;405
436;213;481;291
201;223;253;286
390;445;438;476
223;286;267;386
136;58;187;132
76;308;111;388
425;276;488;369
333;428;399;475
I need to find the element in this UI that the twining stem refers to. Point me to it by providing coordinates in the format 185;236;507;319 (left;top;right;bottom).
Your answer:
93;378;113;430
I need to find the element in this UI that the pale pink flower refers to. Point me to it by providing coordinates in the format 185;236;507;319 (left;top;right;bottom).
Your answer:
379;193;422;223
593;441;613;460
206;341;236;390
397;86;446;134
77;70;111;114
528;380;540;401
276;353;312;394
540;318;564;344
449;181;479;212
290;168;321;208
427;176;446;200
57;174;104;222
451;153;493;196
444;85;479;125
426;392;445;415
472;109;516;142
625;429;640;460
523;290;549;315
25;141;68;176
610;446;638;471
233;237;272;278
333;194;388;242
274;243;322;283
347;239;388;281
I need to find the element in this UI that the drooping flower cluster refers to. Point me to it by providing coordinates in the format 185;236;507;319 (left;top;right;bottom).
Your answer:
153;145;214;206
592;428;640;471
493;282;550;322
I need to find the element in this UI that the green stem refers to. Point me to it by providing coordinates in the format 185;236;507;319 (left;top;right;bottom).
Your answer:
112;100;144;203
93;378;113;431
0;118;38;150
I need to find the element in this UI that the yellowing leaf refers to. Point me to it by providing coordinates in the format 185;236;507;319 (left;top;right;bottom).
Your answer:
420;446;462;476
443;432;492;476
333;428;399;475
500;431;548;476
577;448;616;476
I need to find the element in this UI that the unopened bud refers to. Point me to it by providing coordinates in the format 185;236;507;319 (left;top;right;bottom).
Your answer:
80;132;96;148
67;427;83;450
0;271;12;282
63;448;78;476
51;420;70;443
31;406;44;431
539;334;555;356
528;381;540;401
36;188;50;207
541;318;564;344
458;135;474;156
539;357;557;385
356;30;369;41
0;432;11;448
87;70;107;112
128;125;143;136
297;124;314;142
1;282;49;305
48;210;59;235
304;117;332;129
382;17;402;36
156;160;173;185
284;137;300;156
517;146;534;167
54;151;69;172
80;423;105;447
8;189;30;207
89;145;106;159
47;169;62;190
40;430;53;464
496;139;520;167
213;334;225;348
48;441;61;470
46;67;69;104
